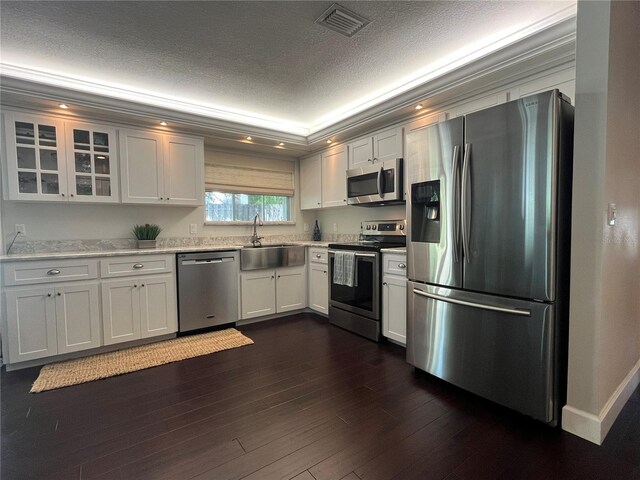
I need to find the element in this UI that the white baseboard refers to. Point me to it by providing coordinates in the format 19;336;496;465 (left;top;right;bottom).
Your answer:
562;357;640;445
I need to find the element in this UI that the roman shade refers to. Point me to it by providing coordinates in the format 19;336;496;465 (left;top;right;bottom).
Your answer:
205;150;295;196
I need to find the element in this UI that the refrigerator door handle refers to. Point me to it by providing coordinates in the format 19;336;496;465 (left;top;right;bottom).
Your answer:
461;143;472;263
377;166;384;197
412;288;531;317
452;145;461;264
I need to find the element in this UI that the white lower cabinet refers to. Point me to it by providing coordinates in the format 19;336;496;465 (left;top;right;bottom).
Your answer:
240;270;276;319
276;267;306;313
382;253;407;345
308;247;328;315
55;282;101;354
241;266;306;320
102;274;176;345
5;281;101;363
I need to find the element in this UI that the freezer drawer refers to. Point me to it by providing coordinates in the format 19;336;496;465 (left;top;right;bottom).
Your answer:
407;281;557;423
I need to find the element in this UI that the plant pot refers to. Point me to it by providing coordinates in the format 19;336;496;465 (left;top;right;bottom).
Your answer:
137;239;157;249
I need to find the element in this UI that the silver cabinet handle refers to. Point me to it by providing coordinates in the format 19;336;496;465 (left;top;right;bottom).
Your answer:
47;269;61;276
57;292;62;296
133;264;144;269
412;288;530;316
271;275;275;279
47;293;52;297
382;282;387;285
141;284;145;287
133;284;138;288
398;263;406;269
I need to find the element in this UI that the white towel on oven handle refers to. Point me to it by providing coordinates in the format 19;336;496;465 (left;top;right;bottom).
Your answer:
333;251;357;287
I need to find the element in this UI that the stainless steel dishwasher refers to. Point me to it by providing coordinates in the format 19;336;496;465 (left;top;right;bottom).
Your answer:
177;250;239;333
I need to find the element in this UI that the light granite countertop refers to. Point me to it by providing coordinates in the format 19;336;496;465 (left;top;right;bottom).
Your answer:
0;241;331;262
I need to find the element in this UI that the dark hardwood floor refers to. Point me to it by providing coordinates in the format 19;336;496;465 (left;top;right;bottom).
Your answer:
2;313;639;480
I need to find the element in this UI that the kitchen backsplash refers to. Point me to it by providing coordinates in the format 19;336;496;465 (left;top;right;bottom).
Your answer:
7;233;359;254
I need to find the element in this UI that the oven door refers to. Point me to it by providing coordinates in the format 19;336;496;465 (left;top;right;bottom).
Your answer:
328;251;380;320
347;159;402;205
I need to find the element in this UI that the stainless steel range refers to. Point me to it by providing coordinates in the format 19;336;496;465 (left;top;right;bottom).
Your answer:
328;220;406;341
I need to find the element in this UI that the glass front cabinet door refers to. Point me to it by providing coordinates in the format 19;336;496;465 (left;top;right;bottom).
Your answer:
65;122;119;203
4;113;68;201
3;113;119;203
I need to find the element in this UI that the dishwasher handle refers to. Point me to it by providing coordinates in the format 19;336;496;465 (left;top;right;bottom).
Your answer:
180;257;235;266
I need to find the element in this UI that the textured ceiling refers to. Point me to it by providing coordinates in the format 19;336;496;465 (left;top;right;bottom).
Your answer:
0;1;575;133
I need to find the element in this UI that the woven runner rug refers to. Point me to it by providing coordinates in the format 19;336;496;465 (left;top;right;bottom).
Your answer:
30;328;253;393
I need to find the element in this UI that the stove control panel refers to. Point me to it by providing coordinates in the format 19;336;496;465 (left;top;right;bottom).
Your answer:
361;220;406;236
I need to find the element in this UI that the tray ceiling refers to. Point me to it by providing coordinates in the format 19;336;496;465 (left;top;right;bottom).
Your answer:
1;1;576;136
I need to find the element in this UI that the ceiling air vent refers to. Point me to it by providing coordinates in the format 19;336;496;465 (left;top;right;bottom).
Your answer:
315;3;370;37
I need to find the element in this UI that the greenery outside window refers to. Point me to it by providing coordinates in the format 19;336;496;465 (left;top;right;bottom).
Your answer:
205;191;292;223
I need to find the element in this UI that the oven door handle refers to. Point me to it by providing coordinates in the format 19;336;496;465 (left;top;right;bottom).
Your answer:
328;250;377;257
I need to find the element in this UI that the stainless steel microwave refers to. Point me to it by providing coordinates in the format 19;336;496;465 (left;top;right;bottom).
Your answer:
346;158;404;206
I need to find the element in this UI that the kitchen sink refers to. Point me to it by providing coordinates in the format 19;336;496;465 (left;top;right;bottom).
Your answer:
240;244;305;270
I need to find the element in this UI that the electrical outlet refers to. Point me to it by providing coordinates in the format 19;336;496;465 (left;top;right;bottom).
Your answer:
303;223;309;232
189;223;197;235
333;223;338;232
15;224;26;235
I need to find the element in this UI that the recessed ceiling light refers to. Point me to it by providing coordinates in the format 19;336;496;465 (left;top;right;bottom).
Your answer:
246;136;252;141
58;103;69;109
326;139;333;144
159;121;168;126
278;142;285;146
415;104;423;110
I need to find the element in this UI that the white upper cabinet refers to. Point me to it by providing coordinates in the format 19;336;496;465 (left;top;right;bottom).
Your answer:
119;129;165;204
120;129;204;206
4;112;68;201
347;136;373;169
510;67;576;104
163;135;204;205
3;113;122;203
65;121;119;203
348;126;403;169
321;144;348;208
300;153;322;210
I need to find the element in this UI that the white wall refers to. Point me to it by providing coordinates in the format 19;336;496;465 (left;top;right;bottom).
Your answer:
313;204;406;236
563;0;640;445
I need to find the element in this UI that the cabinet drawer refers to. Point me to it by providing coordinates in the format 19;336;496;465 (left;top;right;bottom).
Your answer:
4;259;98;286
309;248;328;264
100;255;175;278
383;253;407;276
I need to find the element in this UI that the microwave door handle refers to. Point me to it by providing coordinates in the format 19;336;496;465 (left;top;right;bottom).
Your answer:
377;167;384;197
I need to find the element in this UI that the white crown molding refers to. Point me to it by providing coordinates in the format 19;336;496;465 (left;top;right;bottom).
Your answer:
307;15;577;143
0;15;576;150
0;63;310;138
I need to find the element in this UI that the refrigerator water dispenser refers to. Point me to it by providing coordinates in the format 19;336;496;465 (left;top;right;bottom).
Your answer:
411;180;441;243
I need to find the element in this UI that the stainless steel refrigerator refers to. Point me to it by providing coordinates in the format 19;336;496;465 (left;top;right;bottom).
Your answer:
406;90;574;425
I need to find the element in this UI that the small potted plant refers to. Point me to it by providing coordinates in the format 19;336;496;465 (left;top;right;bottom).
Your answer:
132;224;162;249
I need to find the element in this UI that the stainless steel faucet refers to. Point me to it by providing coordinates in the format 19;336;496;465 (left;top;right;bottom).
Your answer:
251;213;264;247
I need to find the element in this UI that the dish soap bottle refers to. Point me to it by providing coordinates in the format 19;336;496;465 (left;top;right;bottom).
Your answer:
312;220;321;241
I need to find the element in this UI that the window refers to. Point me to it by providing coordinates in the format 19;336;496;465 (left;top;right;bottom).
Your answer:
205;191;291;223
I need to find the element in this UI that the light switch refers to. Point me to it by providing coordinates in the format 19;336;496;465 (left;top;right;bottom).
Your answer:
608;203;617;226
304;223;309;232
189;223;197;234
